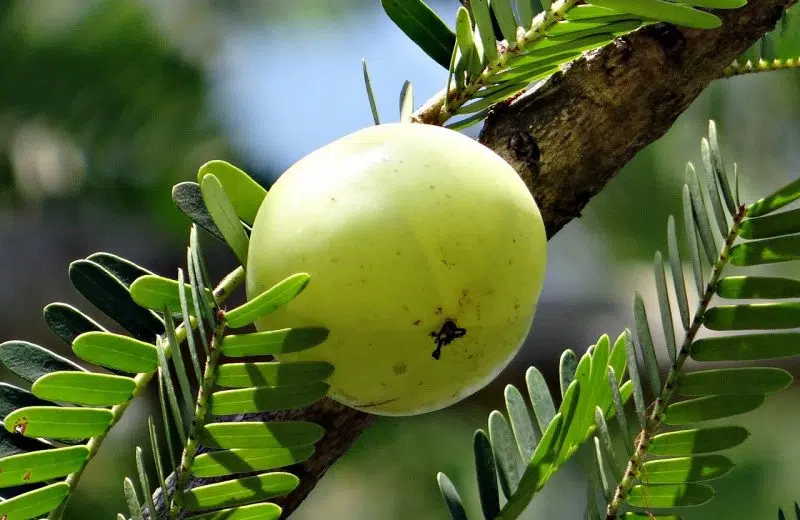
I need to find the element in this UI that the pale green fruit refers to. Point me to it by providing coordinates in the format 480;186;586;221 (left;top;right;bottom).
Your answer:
246;123;547;416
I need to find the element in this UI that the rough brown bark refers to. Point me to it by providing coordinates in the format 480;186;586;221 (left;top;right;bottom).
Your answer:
480;0;795;239
152;2;795;518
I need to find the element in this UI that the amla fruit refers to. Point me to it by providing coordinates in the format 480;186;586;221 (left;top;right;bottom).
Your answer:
246;123;546;415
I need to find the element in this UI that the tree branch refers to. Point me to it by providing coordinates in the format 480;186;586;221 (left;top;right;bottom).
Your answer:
480;0;795;238
151;2;795;518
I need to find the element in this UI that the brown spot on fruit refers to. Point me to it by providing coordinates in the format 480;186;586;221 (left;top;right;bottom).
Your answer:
413;319;422;325
393;362;408;375
430;320;467;359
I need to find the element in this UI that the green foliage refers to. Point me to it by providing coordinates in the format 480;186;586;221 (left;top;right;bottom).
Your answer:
434;121;800;519
728;3;800;76
381;0;746;127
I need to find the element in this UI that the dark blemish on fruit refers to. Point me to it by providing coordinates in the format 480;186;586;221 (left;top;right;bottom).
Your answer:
430;319;467;360
429;185;435;189
393;362;408;375
401;304;409;312
413;319;422;325
357;397;400;408
435;306;443;315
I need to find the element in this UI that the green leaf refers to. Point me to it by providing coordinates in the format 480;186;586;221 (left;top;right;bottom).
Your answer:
668;215;691;329
559;349;578;397
456;83;524;114
654;252;677;363
588;0;721;29
382;0;456;69
192;445;314;477
516;0;537;29
162;308;194;415
594;406;622;481
490;0;520;44
699;144;730;239
399;81;414;123
124;476;144;520
747;177;800;218
215;361;334;388
633;292;661;396
526;366;555;435
510;33;617;68
0;445;88;487
497;413;563;519
221;328;329;358
129;275;208;316
69;260;164;342
156;344;187;446
558;352;592;463
225;273;311;328
456;7;481;76
0;341;86;383
627;482;715;508
186;503;282;520
677;367;792;396
197;161;267;226
663;394;765;425
716;276;800;299
640;455;734;484
564;5;623;20
704;303;800;330
209;383;329;415
437;472;468;520
148;417;168;502
691;333;800;361
624;330;647;428
740;208;800;239
43;303;106;346
184;472;299;511
649;426;750;456
683;185;705;296
87;252;154;288
362;59;380;126
157;373;177;472
5;406;113;439
729;235;800;265
135;446;156;518
489;409;524;498
172;181;225;242
505;384;537;461
200;421;325;449
472;0;499;63
177;269;202;381
32;372;136;406
473;429;499;519
0;482;69;520
200;174;250;267
608;368;632;450
72;331;159;374
686;162;718;264
706;120;737;216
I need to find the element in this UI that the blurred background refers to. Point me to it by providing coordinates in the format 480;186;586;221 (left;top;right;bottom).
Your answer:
0;0;798;518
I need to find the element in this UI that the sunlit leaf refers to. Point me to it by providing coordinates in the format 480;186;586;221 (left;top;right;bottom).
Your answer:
220;328;329;357
215;361;334;388
0;482;69;520
716;276;800;299
184;472;299;511
192;445;314;477
640;455;734;484
200;421;324;449
32;372;136;406
225;273;310;328
0;445;88;487
649;426;750;456
627;482;715;508
663;394;765;425
209;383;329;415
5;406;112;439
197;160;267;225
72;331;158;374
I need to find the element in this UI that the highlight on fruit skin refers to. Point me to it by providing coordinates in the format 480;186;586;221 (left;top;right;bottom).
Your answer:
246;123;547;416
